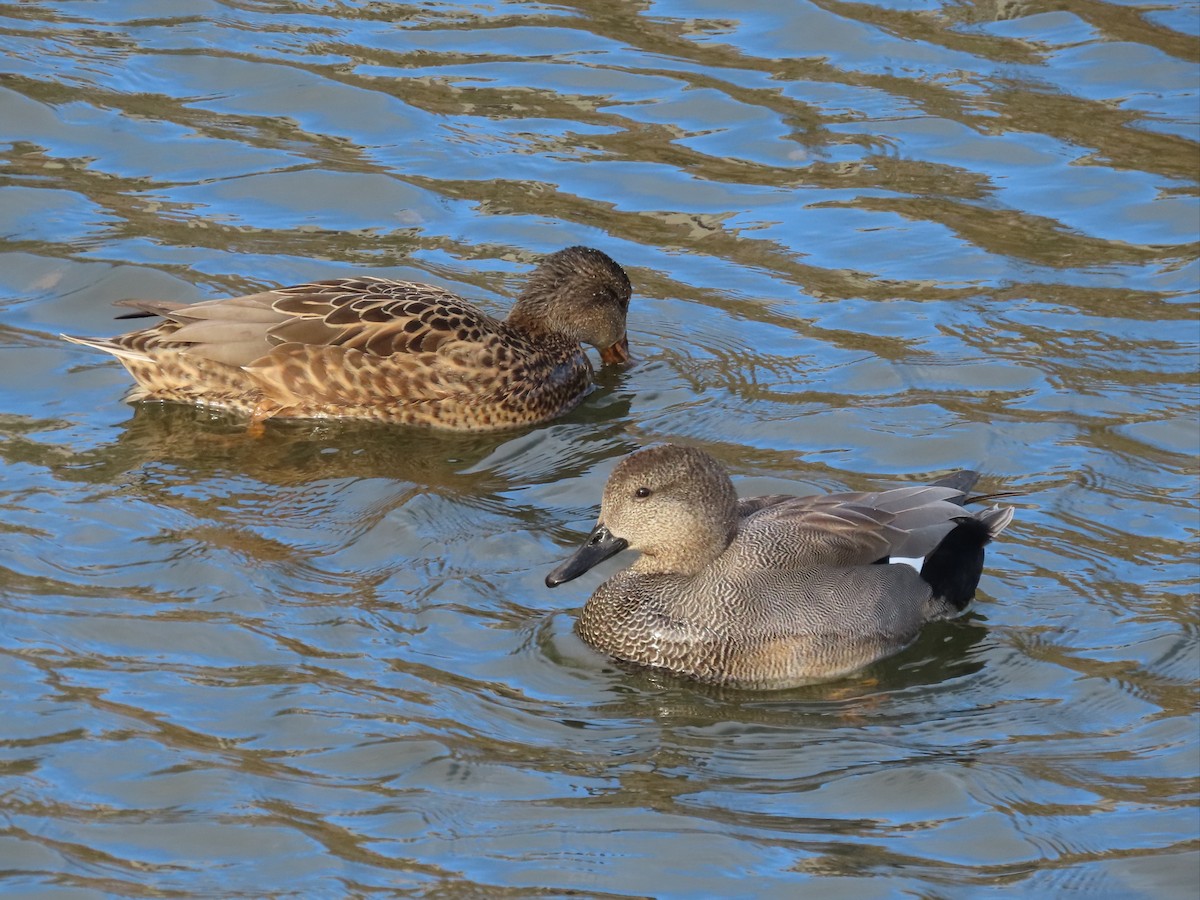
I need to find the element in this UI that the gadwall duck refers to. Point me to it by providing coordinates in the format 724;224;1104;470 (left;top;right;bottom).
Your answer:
63;246;632;431
546;444;1014;689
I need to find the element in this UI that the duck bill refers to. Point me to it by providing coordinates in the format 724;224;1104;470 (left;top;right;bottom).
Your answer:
598;334;631;366
545;524;629;587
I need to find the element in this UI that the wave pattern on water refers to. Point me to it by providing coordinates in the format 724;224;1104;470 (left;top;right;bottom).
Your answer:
0;0;1197;895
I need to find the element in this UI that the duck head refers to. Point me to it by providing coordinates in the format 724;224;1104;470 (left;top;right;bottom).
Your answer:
546;444;738;586
508;246;632;364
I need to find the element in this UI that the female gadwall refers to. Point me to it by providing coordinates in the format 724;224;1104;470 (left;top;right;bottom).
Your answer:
546;444;1014;689
63;246;632;431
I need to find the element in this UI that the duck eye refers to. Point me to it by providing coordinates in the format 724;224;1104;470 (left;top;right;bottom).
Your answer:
634;486;652;499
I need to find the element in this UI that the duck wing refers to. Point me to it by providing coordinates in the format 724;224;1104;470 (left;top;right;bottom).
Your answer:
115;278;527;403
736;479;1004;570
150;278;499;362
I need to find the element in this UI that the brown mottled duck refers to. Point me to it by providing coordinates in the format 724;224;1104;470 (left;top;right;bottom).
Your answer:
63;246;632;431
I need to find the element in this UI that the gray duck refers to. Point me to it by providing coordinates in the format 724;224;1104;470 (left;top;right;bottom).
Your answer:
546;444;1014;689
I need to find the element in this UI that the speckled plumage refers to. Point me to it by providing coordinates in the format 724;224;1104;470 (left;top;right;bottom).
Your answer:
62;246;633;431
546;444;1015;689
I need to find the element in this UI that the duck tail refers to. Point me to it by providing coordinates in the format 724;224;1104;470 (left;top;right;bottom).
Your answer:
113;298;188;320
920;506;1011;611
61;333;151;363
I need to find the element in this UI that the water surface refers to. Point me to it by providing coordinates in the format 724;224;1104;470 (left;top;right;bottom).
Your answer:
1;0;1197;896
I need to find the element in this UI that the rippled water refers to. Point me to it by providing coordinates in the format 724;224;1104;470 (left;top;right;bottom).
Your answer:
2;0;1197;895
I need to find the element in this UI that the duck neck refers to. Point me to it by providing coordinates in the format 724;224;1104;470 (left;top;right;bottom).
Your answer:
506;287;566;339
629;523;734;579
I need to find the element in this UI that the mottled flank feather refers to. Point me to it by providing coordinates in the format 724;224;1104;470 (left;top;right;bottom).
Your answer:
62;246;633;431
546;444;1015;689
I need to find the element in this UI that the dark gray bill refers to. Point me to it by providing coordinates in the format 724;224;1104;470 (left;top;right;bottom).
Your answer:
544;524;629;587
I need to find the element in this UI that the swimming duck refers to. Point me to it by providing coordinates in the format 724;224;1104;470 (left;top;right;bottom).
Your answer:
63;246;632;431
546;444;1014;689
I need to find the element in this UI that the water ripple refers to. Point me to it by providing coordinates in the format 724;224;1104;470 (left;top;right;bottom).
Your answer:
0;0;1196;894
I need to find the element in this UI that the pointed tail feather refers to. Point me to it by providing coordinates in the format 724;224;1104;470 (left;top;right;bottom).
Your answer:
60;333;151;363
930;470;980;495
976;505;1015;537
931;470;1025;508
113;298;189;320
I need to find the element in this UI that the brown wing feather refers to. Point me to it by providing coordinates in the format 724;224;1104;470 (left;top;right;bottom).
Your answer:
103;277;509;372
266;279;504;358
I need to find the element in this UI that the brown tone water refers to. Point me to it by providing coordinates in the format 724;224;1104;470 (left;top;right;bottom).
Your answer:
1;0;1197;896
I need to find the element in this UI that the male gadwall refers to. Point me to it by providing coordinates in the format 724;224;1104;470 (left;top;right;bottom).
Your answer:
63;246;632;431
546;444;1014;689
